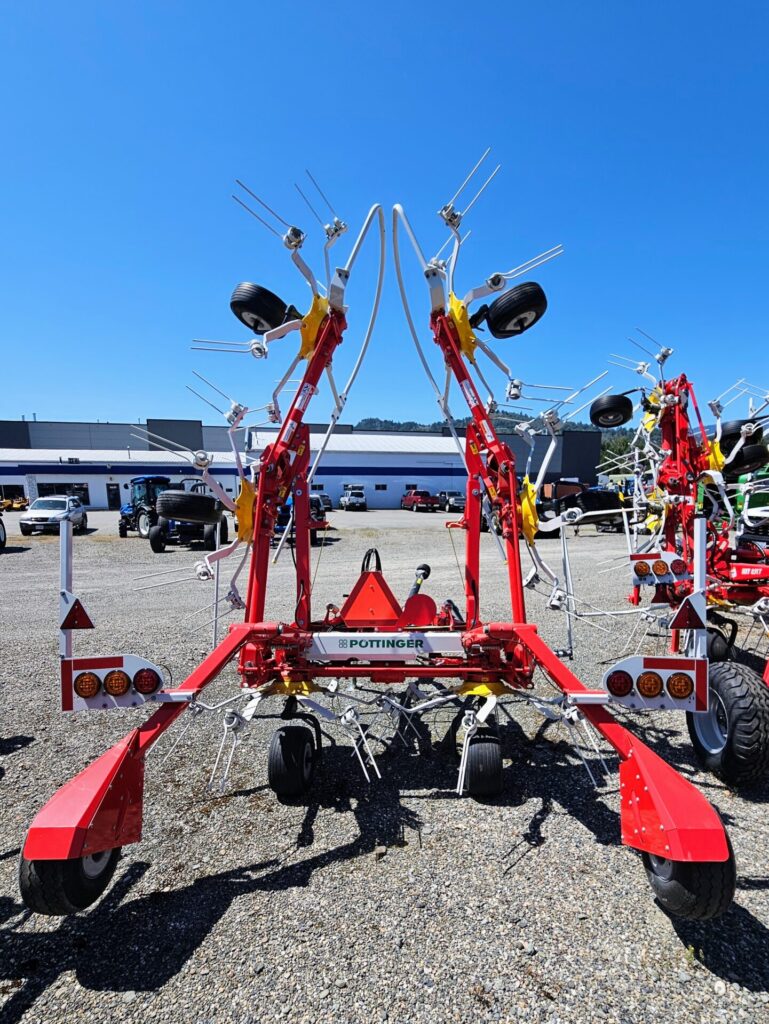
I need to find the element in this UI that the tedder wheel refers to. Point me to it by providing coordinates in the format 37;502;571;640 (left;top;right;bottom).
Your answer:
717;419;763;454
230;282;296;335
268;726;316;802
590;394;634;428
724;443;769;480
19;848;121;915
642;831;736;920
687;662;769;786
706;628;730;663
485;282;547;339
137;511;151;538
148;523;167;553
156;490;221;525
466;730;503;798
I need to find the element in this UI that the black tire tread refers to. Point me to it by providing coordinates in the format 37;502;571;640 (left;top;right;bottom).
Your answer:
643;837;736;920
156;489;221;526
267;726;315;801
466;731;502;798
485;282;547;339
19;850;120;916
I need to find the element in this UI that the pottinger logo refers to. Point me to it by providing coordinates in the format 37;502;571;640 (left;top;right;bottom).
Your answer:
338;638;425;650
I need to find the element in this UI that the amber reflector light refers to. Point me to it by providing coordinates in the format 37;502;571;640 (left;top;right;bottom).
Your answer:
667;672;694;699
104;669;131;696
607;670;633;697
133;668;161;695
635;561;651;577
74;671;101;699
637;671;663;698
652;559;669;577
670;558;687;575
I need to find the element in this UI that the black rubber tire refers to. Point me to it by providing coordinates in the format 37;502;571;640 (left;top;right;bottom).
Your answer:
20;526;31;537
724;443;769;480
642;833;736;920
79;515;88;534
203;522;218;551
485;282;547;339
717;419;764;455
220;516;229;544
267;726;315;801
230;282;289;334
156;490;221;526
590;394;634;428
118;521;128;538
137;511;151;539
19;848;121;915
706;629;730;663
466;730;503;798
0;517;5;551
686;661;769;786
148;523;167;553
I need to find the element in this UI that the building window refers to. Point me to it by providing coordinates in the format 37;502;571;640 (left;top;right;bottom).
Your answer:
375;484;387;491
38;482;91;505
406;483;417;490
311;483;324;491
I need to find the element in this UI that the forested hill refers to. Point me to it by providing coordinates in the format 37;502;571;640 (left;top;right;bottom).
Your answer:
354;415;600;433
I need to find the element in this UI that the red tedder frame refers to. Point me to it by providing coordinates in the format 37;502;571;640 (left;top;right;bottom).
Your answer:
23;208;730;873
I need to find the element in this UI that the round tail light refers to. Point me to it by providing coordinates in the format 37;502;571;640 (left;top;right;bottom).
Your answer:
74;671;101;699
134;668;161;695
652;559;669;577
670;558;687;575
607;670;633;698
104;669;131;696
637;671;663;698
635;561;651;577
667;672;694;699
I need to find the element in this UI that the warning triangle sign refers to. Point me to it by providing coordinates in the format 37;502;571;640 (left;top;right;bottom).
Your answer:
339;571;402;628
61;598;95;630
669;598;706;631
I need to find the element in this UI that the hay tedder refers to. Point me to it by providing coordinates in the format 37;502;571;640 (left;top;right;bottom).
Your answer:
20;161;739;921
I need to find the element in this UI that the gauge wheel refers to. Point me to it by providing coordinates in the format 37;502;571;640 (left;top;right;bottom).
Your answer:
485;282;547;339
19;848;121;915
230;282;291;335
642;835;735;920
590;394;634;428
465;730;502;798
267;726;316;802
686;661;769;785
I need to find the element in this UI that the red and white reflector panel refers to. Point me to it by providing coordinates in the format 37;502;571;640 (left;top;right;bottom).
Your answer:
601;655;708;713
60;596;94;630
629;551;691;587
61;654;165;713
669;597;706;631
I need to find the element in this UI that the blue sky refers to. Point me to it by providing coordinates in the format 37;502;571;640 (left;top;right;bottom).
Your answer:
1;2;768;430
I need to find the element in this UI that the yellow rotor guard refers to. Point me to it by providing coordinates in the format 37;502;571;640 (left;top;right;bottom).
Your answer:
233;478;255;544
642;387;661;433
456;680;512;698
299;293;330;360
448;292;478;360
519;475;539;546
707;438;725;473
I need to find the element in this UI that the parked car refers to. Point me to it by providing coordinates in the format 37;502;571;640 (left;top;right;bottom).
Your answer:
20;496;88;535
339;488;368;511
119;476;171;538
316;492;333;512
401;489;440;512
274;495;330;546
149;479;228;553
437;490;466;512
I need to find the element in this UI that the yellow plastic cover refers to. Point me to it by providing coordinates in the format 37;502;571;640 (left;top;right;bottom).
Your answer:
519;476;539;545
448;292;478;360
299;294;330;360
233;478;255;544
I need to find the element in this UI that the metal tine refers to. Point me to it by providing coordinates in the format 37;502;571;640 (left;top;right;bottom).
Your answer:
444;146;491;209
134;564;197;581
295;183;325;228
135;575;199;592
186;385;225;417
635;327;662;347
129;434;190;463
191;346;249;355
182;594;232;626
235;179;292;229
628;336;657;360
231;194;282;237
501;244;564;279
191;339;251;348
132;425;194;455
462;163;501;217
609;352;643;367
305;169;339;219
192;370;237;406
433;228;472;262
562;386;612;423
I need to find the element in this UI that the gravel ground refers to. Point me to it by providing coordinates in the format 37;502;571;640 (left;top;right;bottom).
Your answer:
1;515;768;1024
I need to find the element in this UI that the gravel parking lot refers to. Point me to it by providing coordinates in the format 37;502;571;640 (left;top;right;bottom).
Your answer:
1;514;768;1024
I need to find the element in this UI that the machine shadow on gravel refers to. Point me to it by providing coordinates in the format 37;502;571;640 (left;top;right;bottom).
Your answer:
0;735;34;783
669;902;769;992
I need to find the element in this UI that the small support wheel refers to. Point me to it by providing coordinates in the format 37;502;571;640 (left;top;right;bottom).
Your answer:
267;726;316;802
19;848;121;915
590;394;634;428
148;523;167;553
642;837;736;920
687;661;769;786
466;730;503;798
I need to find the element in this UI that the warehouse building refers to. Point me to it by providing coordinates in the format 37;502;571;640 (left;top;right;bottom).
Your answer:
0;418;601;510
